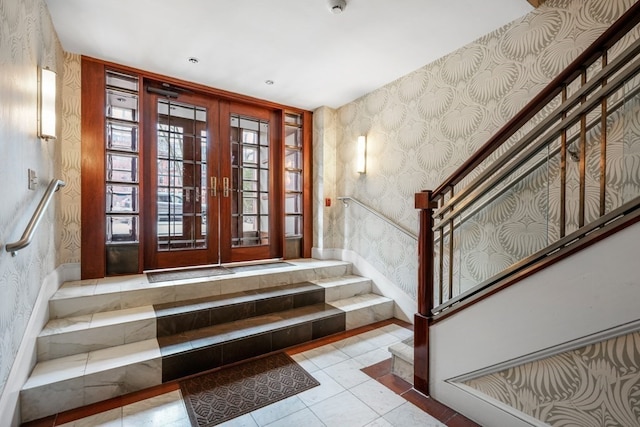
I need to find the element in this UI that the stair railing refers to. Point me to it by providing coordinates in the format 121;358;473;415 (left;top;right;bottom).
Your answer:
5;179;66;256
413;1;640;396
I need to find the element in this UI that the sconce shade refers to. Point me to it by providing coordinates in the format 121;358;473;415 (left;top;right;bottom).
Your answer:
39;67;57;140
357;135;366;174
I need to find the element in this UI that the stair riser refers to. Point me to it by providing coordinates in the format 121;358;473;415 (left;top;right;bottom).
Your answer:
162;313;346;382
323;279;372;302
21;358;162;422
344;300;394;330
49;263;352;319
38;320;156;361
156;288;325;337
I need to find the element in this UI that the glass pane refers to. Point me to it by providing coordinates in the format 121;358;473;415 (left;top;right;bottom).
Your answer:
106;90;138;122
107;153;138;183
157;99;208;251
230;113;271;248
285;193;302;214
107;122;138;152
107;215;138;243
106;185;138;213
285;215;302;237
285;126;302;147
285;171;301;192
285;149;301;169
106;71;138;91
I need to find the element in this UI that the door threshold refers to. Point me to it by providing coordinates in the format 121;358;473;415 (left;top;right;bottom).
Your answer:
143;258;285;274
221;258;284;268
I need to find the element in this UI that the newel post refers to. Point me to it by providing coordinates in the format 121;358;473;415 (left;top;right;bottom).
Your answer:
414;190;435;395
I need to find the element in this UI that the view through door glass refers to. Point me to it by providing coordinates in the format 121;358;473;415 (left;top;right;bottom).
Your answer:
230;114;270;248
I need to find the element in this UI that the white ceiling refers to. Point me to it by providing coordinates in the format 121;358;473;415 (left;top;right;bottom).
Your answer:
45;0;532;110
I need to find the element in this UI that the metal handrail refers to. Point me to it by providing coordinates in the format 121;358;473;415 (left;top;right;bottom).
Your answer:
337;196;418;241
5;179;66;256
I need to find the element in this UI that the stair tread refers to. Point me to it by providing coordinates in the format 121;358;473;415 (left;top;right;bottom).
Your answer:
329;293;393;311
311;274;371;287
158;302;343;356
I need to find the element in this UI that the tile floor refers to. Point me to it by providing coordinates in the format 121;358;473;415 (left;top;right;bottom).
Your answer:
27;321;477;427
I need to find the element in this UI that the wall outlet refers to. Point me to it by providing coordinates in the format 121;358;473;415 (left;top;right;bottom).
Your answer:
28;169;37;190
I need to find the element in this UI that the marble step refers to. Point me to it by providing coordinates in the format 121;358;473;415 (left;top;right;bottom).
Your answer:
159;302;346;381
22;289;392;421
48;259;352;319
389;336;414;385
328;293;394;330
310;274;372;302
36;275;369;362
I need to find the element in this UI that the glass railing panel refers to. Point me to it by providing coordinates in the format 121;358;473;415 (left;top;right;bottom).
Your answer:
623;73;640;203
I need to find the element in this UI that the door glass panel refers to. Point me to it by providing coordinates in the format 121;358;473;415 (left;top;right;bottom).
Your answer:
230;114;269;247
157;99;208;251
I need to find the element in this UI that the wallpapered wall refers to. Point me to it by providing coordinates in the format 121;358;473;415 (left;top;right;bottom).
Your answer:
0;0;64;399
465;331;640;426
314;0;638;300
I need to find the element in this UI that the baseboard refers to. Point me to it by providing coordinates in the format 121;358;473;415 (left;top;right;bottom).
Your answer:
312;247;416;323
0;263;76;426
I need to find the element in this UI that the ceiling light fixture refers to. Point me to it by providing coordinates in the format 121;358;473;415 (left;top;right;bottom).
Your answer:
328;0;346;14
265;80;274;85
188;57;199;64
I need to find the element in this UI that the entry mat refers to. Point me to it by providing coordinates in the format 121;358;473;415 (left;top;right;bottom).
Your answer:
147;262;292;283
180;352;319;426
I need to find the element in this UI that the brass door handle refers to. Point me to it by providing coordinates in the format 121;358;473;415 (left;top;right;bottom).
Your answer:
223;177;230;197
210;176;217;197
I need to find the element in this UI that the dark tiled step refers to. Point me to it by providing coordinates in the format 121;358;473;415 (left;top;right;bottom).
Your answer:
159;303;345;381
153;282;325;337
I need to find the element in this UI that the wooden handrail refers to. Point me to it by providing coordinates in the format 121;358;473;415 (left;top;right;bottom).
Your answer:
432;0;640;200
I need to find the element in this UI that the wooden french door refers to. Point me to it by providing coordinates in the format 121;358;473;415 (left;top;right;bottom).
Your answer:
144;94;281;269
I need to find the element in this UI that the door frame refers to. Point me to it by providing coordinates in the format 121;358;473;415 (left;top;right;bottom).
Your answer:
79;57;311;279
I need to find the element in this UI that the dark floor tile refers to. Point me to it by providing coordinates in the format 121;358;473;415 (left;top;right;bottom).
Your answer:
222;333;272;365
361;358;392;379
162;345;222;382
255;295;294;316
272;323;313;350
210;302;256;326
293;288;325;308
445;414;483;427
311;313;345;339
377;373;412;395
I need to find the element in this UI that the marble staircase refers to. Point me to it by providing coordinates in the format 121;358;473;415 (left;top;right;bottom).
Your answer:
21;260;394;422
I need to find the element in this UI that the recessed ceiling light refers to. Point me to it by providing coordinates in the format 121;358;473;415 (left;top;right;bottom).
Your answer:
188;57;199;64
265;80;274;85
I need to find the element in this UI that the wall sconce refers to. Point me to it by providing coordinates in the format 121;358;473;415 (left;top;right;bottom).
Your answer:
356;135;367;174
38;67;57;140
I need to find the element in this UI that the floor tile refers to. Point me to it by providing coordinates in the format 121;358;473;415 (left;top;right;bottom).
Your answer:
350;379;406;416
121;390;188;426
264;408;325;427
309;391;378;427
301;343;350;369
219;413;259;427
383;402;446;427
323;358;370;389
297;370;346;406
249;395;306;426
56;408;122;427
364;418;394;427
288;352;321;373
331;335;377;358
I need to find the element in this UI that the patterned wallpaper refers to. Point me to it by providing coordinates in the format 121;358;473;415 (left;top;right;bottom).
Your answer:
464;331;640;426
313;0;639;300
59;52;81;264
0;0;64;399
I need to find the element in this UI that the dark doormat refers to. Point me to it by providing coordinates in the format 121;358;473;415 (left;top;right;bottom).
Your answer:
147;266;232;283
227;262;292;273
180;352;319;426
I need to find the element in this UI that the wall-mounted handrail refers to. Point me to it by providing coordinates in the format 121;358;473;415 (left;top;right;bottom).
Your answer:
338;196;418;241
5;179;66;256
